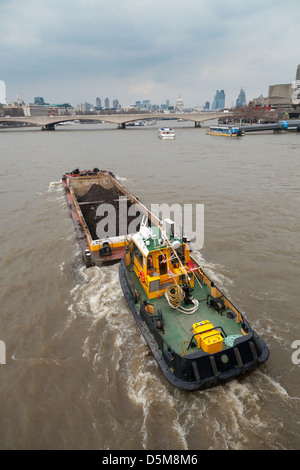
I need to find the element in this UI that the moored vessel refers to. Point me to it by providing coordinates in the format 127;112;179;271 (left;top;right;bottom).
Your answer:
206;125;244;137
119;218;269;391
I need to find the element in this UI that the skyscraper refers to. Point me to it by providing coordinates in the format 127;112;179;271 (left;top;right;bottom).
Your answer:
34;97;45;105
292;64;300;105
236;88;246;107
0;80;7;105
176;94;184;111
212;90;225;110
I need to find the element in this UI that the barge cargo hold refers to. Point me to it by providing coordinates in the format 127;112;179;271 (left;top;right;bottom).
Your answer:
62;169;159;267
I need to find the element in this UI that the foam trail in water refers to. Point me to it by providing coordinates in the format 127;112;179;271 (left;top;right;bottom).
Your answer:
255;369;297;400
48;181;63;192
191;250;235;295
126;352;188;450
66;264;129;370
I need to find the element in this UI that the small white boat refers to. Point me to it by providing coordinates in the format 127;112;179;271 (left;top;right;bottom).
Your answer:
158;127;175;139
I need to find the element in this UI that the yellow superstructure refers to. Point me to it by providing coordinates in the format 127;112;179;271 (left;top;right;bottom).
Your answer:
131;223;195;300
133;242;195;300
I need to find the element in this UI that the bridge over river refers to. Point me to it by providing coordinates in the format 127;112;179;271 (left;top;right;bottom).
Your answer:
0;111;231;130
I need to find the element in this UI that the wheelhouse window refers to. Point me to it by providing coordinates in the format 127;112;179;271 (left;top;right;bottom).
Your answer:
159;253;168;275
134;244;144;268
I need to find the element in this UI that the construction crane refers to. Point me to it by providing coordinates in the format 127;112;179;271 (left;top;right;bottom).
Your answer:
16;92;25;105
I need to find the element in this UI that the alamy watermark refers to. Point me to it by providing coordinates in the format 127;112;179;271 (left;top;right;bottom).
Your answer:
95;199;204;249
0;340;6;365
291;340;300;365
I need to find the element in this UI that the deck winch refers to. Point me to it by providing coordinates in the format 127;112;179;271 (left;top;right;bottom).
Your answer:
209;295;225;313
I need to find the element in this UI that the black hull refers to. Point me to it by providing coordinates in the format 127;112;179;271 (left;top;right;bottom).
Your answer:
119;257;270;392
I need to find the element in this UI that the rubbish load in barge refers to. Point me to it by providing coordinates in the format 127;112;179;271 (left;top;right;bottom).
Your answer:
62;168;159;267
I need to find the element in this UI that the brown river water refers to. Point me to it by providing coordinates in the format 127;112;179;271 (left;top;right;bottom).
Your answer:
0;121;299;450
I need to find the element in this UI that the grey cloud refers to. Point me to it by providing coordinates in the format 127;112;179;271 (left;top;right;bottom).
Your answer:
1;0;299;107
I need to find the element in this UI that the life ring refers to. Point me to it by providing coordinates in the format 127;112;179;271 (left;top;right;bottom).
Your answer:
139;271;145;283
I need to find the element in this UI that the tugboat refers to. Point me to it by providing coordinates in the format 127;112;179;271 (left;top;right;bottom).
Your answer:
119;217;269;391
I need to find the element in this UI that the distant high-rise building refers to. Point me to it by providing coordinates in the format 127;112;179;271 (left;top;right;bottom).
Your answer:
77;102;93;112
236;88;246;107
104;97;109;108
96;97;101;108
34;96;49;106
204;101;210;111
34;97;45;105
112;99;119;109
176;94;184;111
0;80;7;105
212;90;225;110
142;100;151;109
292;64;300;105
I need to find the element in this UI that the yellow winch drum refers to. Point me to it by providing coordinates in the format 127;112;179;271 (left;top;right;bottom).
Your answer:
193;320;223;354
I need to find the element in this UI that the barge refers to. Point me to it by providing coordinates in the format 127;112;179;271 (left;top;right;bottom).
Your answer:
62;169;159;267
119;218;269;391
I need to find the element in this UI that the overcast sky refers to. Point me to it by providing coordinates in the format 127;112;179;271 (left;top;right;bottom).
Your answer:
1;0;299;108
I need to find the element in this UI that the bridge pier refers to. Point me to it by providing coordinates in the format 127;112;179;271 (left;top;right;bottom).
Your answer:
117;123;126;129
41;124;55;131
195;121;201;128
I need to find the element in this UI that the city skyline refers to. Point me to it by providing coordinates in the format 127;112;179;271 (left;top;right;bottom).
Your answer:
2;86;227;112
1;0;299;108
2;79;232;111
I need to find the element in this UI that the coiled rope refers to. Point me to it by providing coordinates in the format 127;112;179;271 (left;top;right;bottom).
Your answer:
157;223;199;314
165;285;184;308
165;285;199;315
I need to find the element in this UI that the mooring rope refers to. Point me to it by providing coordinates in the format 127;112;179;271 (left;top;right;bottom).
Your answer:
165;285;199;315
